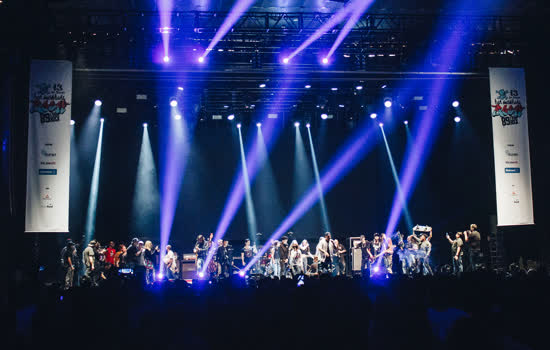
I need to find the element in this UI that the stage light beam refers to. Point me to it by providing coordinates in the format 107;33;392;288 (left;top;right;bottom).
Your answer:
83;117;104;246
307;126;331;232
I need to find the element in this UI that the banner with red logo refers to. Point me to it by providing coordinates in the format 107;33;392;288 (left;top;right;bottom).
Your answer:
25;60;72;232
489;67;534;226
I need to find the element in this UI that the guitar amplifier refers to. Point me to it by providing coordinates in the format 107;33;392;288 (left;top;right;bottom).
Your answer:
183;254;196;261
180;260;196;279
347;237;362;272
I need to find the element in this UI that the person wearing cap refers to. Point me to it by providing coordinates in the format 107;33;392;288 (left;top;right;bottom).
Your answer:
126;237;140;269
82;240;99;286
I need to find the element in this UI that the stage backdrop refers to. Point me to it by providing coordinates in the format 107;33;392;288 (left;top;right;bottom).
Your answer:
489;67;534;226
25;60;72;232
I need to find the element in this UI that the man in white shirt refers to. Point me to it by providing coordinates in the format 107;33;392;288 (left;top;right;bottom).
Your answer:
163;245;175;280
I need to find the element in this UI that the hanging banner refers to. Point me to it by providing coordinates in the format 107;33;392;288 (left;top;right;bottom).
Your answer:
25;60;72;232
489;67;534;226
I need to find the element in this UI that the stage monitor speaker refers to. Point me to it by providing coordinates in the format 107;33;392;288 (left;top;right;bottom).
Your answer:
347;237;362;272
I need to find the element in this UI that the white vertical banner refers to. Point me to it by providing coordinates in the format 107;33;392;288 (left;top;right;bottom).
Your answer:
25;60;72;232
489;67;534;226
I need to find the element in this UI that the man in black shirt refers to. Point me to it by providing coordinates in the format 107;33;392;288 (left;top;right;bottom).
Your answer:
216;239;232;278
61;240;76;290
359;235;373;278
279;236;289;278
464;224;482;271
126;238;140;269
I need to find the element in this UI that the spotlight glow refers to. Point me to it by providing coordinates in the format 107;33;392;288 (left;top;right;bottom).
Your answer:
198;272;205;278
306;123;311;128
374;266;380;273
239;271;246;277
100;118;104;123
331;87;338;91
170;99;178;107
163;56;170;63
379;122;384;127
177;86;184;91
174;114;182;120
321;113;328;120
294;122;300;127
305;85;311;89
283;57;290;64
227;114;235;120
237;123;242;128
355;85;363;90
370;113;377;119
143;123;148;127
452;100;460;108
198;56;205;63
454;116;461;123
384;100;392;108
70;120;75;125
259;83;266;88
94;100;102;106
404;120;409;125
157;273;163;280
256;122;262;127
322;57;329;65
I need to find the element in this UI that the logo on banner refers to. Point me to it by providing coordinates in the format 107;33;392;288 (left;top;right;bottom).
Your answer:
491;89;525;127
30;83;70;124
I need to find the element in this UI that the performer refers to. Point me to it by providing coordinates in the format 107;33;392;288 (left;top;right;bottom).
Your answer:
289;240;303;277
307;256;320;277
464;224;481;272
144;241;159;284
82;240;99;287
380;233;394;275
271;240;281;278
318;232;332;273
216;239;232;278
398;233;415;275
299;240;313;275
61;239;77;290
446;232;464;276
418;234;433;275
193;234;209;271
163;245;176;280
336;239;347;276
329;238;340;276
241;238;256;268
358;235;373;277
279;236;290;278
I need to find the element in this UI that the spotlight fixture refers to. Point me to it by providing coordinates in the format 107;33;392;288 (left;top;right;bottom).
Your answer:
70;120;75;125
338;104;345;108
305;85;311;89
259;83;266;88
157;273;164;280
404;120;409;125
322;57;329;65
454;116;461;123
321;113;328;120
163;56;170;63
452;100;460;108
227;114;235;120
379;122;384;127
100;118;104;123
306;123;311;128
256;122;262;127
174;114;182;120
283;57;290;64
370;113;377;119
177;86;184;91
198;56;205;63
294;122;300;127
143;123;148;127
239;271;246;277
355;85;363;90
331;87;338;91
381;84;387;89
384;99;392;108
94;100;102;106
169;99;178;107
198;272;205;278
237;123;242;128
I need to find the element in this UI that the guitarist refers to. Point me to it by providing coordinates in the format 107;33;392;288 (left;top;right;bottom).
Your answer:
193;234;210;272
